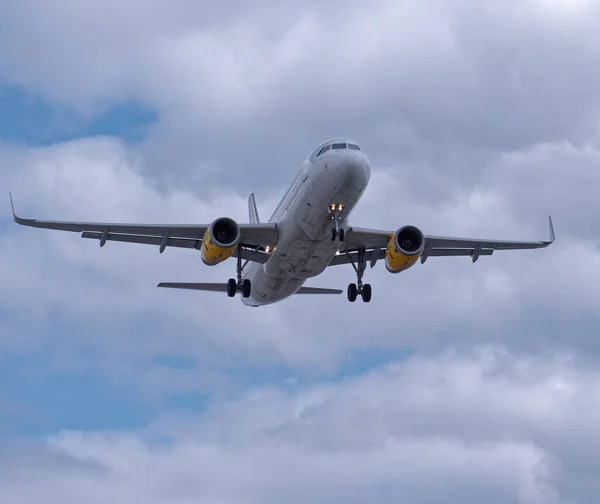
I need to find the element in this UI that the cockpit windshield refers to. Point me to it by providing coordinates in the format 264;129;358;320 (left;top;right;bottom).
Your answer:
316;142;361;157
316;144;331;156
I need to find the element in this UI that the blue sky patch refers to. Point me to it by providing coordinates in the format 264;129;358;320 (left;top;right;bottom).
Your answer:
0;85;157;145
0;351;152;435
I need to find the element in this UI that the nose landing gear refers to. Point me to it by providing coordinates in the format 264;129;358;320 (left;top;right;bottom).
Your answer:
329;203;345;241
347;248;372;303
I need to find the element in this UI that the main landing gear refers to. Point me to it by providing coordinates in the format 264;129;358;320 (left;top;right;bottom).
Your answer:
347;248;372;303
329;203;345;242
227;245;251;298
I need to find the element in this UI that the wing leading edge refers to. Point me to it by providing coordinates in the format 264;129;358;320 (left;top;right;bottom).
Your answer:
9;192;277;263
331;216;555;267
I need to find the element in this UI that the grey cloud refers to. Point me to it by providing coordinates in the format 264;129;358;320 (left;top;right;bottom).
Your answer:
0;349;584;503
2;136;600;379
3;0;600;192
2;3;600;501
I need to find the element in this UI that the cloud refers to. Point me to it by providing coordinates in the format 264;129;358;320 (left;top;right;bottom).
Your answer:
3;0;600;189
0;348;588;503
2;1;600;502
2;131;600;376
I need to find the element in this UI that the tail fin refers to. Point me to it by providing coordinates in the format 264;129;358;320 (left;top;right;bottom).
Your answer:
248;193;260;224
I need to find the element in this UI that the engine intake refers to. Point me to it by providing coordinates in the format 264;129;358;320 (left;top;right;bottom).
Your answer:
385;225;425;273
201;217;241;266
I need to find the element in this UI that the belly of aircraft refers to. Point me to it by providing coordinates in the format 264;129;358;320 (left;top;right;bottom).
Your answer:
242;159;368;306
263;226;339;279
243;226;339;306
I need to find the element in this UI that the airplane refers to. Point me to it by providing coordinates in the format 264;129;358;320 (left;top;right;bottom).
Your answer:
9;137;555;307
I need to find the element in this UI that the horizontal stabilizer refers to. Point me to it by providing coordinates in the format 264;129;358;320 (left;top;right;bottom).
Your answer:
157;282;227;292
295;286;343;294
157;282;342;295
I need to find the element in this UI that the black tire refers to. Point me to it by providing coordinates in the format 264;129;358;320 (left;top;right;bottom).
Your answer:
362;283;372;303
347;283;358;302
227;278;237;297
242;278;252;298
339;228;345;241
331;228;337;241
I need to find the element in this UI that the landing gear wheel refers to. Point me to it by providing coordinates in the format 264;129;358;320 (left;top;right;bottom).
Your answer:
331;227;345;241
348;249;373;304
227;244;250;298
227;278;237;297
242;278;252;298
362;283;372;303
347;283;358;302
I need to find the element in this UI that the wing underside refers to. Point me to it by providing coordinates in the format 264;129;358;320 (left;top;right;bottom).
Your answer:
330;217;555;266
10;193;554;268
10;193;276;263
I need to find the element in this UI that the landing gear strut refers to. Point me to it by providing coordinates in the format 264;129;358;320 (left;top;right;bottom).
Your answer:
329;204;345;242
347;248;372;303
227;245;251;298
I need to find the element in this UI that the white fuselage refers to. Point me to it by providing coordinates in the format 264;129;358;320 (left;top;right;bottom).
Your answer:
242;138;371;306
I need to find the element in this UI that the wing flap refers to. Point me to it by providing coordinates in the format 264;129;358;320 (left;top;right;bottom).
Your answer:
82;231;200;249
81;231;269;263
329;247;494;266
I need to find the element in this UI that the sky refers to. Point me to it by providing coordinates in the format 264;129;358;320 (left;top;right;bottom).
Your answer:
1;0;600;502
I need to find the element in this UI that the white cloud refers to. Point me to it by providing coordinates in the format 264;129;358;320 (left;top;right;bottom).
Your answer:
0;349;587;503
2;1;600;502
2;132;600;376
2;0;600;156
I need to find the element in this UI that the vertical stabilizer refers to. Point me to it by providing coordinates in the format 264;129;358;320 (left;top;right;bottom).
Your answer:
248;193;260;224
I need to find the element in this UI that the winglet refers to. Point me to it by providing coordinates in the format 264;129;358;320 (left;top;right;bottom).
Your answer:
8;192;33;226
548;215;555;243
9;191;15;217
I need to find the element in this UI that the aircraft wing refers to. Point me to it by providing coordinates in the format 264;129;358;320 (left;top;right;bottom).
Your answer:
9;193;277;262
330;216;555;266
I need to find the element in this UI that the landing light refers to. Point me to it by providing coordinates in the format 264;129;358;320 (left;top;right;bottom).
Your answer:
265;246;271;253
338;204;343;211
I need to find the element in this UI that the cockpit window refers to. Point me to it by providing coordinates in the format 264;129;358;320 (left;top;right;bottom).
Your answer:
314;141;361;158
316;144;331;156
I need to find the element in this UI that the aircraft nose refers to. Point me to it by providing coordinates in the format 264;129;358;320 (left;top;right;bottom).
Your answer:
344;156;370;186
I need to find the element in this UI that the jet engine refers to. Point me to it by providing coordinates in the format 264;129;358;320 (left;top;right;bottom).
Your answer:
201;217;241;266
385;225;425;273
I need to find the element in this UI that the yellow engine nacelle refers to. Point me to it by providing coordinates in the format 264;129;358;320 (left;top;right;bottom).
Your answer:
201;217;241;266
385;225;425;273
